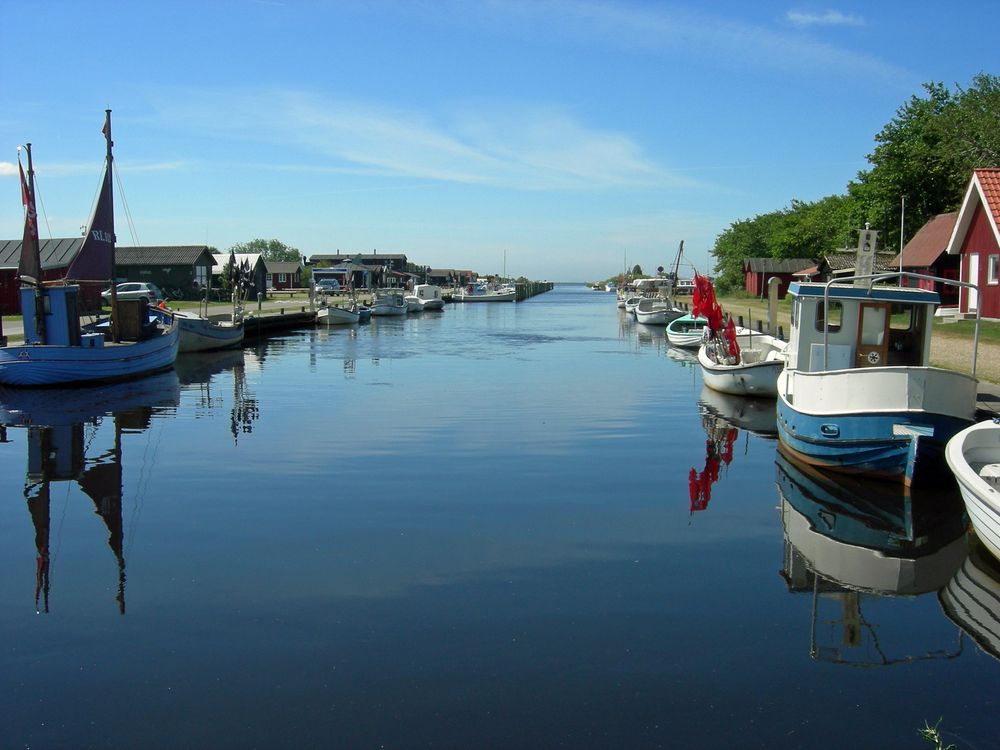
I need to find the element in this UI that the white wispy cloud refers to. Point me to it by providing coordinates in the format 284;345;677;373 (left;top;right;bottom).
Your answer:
786;9;865;28
156;89;687;191
424;0;899;82
0;162;17;177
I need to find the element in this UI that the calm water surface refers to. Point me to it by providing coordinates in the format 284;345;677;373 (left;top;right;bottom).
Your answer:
0;284;997;748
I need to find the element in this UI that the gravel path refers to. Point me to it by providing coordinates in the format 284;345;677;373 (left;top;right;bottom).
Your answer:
931;332;1000;383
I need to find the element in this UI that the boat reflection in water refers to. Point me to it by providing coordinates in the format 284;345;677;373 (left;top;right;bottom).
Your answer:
634;321;667;353
0;371;181;614
940;538;1000;661
666;345;698;368
776;446;968;666
174;349;258;442
688;388;777;516
698;385;777;439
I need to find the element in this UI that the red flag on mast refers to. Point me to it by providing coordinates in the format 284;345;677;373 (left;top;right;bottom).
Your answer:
17;152;41;284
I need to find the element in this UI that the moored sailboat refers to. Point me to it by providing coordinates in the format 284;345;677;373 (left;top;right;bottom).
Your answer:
0;112;179;386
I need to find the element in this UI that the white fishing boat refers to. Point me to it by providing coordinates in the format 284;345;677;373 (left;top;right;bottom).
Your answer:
406;283;445;311
666;313;709;348
634;296;683;325
316;305;361;325
692;273;786;396
776;227;980;485
622;294;642;315
151;253;249;352
698;331;786;397
945;419;1000;562
0;112;180;387
453;282;516;302
169;310;244;352
370;289;408;316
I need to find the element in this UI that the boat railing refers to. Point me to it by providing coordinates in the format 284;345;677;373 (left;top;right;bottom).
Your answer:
820;271;981;377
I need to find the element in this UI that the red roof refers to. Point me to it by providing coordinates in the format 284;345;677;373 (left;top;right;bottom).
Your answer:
977;168;1000;230
891;212;956;267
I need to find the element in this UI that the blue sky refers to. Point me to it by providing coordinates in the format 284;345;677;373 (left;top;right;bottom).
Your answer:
0;0;991;281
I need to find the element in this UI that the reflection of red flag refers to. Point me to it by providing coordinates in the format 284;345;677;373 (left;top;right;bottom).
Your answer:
721;428;737;465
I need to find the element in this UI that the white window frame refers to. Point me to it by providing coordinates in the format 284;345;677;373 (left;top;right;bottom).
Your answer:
989;254;999;285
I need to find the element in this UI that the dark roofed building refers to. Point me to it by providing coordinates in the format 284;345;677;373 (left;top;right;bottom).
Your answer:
311;252;408;273
426;268;475;286
0;238;89;312
817;250;898;282
890;212;959;307
115;245;215;299
742;257;814;299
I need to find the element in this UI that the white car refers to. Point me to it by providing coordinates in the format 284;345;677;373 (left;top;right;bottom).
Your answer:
101;282;165;305
315;278;341;294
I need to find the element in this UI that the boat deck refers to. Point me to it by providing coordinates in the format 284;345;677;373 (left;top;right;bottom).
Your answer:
976;381;1000;418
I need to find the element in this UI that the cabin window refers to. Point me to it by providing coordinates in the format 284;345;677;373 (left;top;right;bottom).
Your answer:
814;300;842;333
278;273;287;283
889;303;914;331
989;255;999;285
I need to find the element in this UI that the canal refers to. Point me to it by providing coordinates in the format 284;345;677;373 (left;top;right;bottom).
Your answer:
0;284;994;748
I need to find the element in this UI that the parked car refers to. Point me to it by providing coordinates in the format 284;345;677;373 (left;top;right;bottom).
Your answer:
101;282;165;305
315;278;341;294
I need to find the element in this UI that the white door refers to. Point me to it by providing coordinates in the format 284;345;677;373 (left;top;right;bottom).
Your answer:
968;254;980;311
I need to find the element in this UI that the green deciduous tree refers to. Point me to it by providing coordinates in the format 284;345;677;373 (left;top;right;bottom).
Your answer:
711;74;1000;290
228;238;303;263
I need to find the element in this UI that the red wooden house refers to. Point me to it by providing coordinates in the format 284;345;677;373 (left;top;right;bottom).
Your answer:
890;212;960;307
742;258;814;299
946;169;1000;318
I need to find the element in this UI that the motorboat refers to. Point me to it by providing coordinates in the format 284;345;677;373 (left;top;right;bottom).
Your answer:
165;309;244;352
405;284;445;311
695;274;786;397
370;289;408;316
698;330;786;397
453;282;516;302
634;296;683;326
776;227;980;485
317;305;361;325
666;313;709;348
945;419;1000;562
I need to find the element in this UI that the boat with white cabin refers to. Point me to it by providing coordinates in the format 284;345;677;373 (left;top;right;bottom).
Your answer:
453;282;516;302
634;296;683;325
776;227;980;485
405;283;445;311
370;289;408;316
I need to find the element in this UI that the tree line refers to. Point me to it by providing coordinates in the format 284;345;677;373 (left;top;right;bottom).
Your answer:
712;73;1000;291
